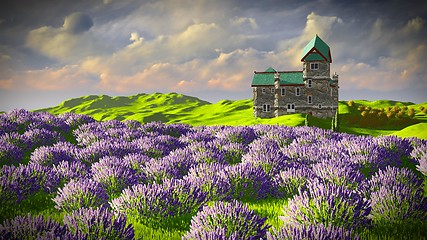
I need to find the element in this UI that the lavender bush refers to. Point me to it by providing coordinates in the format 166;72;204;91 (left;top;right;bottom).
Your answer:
111;179;206;227
411;144;427;176
312;160;364;190
273;165;316;198
53;178;109;212
267;224;360;240
222;162;274;201
0;213;72;239
281;180;371;230
63;207;134;240
368;166;427;224
91;156;139;198
183;200;269;240
53;160;91;183
30;141;80;166
184;163;231;201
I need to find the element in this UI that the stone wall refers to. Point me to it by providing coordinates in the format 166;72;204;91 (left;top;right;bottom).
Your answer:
253;60;338;119
303;61;330;79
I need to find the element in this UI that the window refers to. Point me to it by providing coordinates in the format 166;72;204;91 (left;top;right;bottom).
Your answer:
281;88;286;96
287;104;295;112
271;88;275;93
262;88;266;93
330;88;333;96
262;104;271;112
307;95;312;104
307;79;312;88
296;87;300;96
310;63;319;70
318;104;322;109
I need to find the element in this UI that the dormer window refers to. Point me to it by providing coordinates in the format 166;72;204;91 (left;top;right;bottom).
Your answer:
310;63;319;70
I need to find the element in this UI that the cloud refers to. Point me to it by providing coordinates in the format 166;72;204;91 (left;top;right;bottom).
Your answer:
25;12;103;62
0;65;93;91
278;12;343;67
63;12;93;34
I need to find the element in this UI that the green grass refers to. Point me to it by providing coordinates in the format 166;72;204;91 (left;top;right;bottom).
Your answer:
34;92;427;139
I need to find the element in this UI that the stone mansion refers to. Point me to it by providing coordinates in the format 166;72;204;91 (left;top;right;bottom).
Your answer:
251;35;338;118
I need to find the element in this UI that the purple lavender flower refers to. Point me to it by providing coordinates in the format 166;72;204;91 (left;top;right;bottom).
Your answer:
73;120;142;146
144;154;193;184
76;140;136;164
58;112;95;129
267;224;360;240
0;114;18;135
63;207;134;239
370;183;427;224
30;141;80;166
22;128;63;150
1;164;39;205
26;162;61;193
312;160;364;190
368;166;423;193
184;163;231;201
110;179;206;225
183;200;269;240
0;132;28;150
53;160;90;183
91;156;139;198
281;180;371;229
242;137;290;176
139;121;191;137
273;165;316;198
53;178;109;212
179;129;215;144
411;144;427;176
1;163;59;205
214;126;257;145
0;213;72;239
222;162;274;201
122;153;151;182
131;134;183;159
368;166;427;224
217;141;247;165
0;140;24;165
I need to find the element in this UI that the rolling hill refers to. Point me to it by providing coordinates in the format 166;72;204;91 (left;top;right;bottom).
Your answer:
35;92;427;139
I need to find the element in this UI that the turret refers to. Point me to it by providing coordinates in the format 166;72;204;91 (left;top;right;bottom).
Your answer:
301;35;331;80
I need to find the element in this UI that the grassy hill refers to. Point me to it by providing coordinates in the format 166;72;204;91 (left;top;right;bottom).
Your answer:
35;93;427;139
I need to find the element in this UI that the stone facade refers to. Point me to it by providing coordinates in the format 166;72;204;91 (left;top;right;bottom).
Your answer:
251;35;338;119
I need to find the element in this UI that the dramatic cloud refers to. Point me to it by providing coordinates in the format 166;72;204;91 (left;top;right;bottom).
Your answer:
63;12;93;34
0;0;426;110
25;12;103;62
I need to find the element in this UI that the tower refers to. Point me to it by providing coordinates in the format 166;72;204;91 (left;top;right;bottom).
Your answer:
301;35;331;80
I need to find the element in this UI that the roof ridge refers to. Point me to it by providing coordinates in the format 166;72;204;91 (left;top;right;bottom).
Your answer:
254;70;302;74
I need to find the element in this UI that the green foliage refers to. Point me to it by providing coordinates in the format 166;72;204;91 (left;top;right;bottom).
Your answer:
32;93;427;139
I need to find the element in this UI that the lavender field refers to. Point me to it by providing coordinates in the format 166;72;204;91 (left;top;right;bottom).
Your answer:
1;109;426;239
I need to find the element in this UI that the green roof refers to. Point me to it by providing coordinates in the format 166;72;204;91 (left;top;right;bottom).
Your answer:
251;67;304;86
301;35;331;63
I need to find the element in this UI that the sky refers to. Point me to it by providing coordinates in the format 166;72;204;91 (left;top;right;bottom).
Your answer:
0;0;426;111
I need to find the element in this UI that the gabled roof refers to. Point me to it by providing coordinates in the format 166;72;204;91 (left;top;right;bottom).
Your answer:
301;35;332;63
251;67;304;86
